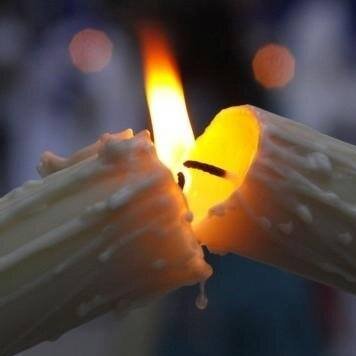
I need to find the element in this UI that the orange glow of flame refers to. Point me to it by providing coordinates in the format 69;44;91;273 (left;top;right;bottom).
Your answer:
140;26;194;178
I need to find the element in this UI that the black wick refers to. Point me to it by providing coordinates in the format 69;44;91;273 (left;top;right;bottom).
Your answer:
183;160;227;178
177;171;185;190
177;160;227;190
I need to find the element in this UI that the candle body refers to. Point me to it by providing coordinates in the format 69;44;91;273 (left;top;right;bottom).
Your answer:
196;105;356;294
0;131;211;355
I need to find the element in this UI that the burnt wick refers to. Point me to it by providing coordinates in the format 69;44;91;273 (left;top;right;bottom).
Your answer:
183;160;227;178
177;172;185;189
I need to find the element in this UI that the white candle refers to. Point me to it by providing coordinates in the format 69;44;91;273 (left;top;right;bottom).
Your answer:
0;130;211;355
193;105;356;294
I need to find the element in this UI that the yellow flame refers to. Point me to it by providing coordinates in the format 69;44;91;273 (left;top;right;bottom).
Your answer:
140;26;194;177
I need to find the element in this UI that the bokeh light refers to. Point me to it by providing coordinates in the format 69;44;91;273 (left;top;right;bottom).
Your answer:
68;28;113;73
252;43;295;89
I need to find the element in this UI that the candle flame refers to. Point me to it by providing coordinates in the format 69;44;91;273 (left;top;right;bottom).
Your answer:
140;26;260;224
140;25;194;178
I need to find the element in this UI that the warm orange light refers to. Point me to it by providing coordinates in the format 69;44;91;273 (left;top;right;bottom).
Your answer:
140;26;260;224
69;28;113;73
252;43;295;89
140;26;194;177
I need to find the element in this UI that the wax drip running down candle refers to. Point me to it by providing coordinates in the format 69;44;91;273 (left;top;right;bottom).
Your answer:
180;159;233;311
195;281;208;310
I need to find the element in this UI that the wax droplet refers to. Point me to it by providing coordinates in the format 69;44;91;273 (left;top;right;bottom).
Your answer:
184;211;194;223
307;152;332;174
259;216;271;230
296;204;313;224
195;281;208;310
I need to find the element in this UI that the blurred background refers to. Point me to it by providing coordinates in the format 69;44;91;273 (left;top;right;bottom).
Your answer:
1;0;355;355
